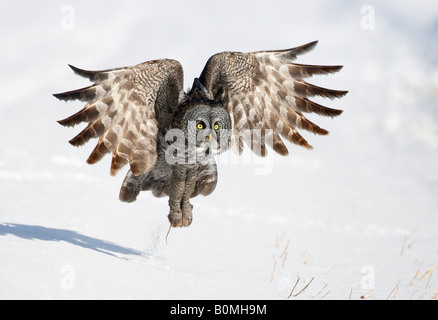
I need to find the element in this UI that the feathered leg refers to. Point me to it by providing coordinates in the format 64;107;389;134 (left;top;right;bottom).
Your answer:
181;169;196;226
168;166;196;227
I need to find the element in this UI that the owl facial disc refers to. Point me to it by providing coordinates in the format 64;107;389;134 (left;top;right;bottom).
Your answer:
183;104;231;158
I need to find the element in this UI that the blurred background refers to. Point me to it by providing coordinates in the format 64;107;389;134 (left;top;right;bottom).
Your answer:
0;0;437;299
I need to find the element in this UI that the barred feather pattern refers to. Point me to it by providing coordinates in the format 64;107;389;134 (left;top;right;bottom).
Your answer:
199;41;348;156
53;42;347;226
54;59;184;176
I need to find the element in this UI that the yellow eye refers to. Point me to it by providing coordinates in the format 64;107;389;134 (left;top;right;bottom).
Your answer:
197;123;204;130
214;124;219;130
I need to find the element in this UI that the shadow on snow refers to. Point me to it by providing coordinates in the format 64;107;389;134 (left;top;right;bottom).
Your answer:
0;222;147;259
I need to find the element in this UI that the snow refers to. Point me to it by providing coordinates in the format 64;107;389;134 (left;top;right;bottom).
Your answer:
1;0;438;300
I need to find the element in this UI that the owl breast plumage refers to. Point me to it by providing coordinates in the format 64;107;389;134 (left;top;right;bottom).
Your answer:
53;41;347;228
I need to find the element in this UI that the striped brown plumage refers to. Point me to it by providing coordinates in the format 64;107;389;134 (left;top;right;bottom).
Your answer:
199;40;348;156
54;41;347;228
54;60;183;176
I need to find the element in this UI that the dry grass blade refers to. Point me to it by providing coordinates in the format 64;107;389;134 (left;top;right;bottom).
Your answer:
280;240;290;258
409;268;420;286
393;284;400;299
419;261;438;282
314;283;328;299
321;291;330;299
400;234;412;256
324;265;337;275
282;251;288;268
386;280;401;300
360;289;374;299
293;277;314;297
287;277;300;299
271;261;277;282
410;261;438;286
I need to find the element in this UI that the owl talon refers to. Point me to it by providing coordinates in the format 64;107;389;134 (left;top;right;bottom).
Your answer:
168;207;183;227
168;204;193;227
181;203;193;227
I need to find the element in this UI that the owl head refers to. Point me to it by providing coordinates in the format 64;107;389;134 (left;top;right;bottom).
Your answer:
166;79;231;163
182;103;231;157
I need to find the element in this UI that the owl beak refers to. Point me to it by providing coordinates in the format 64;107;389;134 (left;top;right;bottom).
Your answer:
208;133;213;141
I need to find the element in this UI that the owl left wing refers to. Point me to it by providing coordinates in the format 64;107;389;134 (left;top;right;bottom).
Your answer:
54;59;184;176
199;41;348;156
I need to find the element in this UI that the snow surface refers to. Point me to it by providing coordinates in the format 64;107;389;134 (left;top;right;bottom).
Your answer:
1;0;438;300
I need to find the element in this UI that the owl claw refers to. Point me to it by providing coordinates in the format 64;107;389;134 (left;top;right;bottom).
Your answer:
168;204;193;227
168;207;182;227
181;203;193;227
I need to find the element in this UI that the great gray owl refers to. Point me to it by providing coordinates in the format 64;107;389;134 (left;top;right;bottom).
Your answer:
53;41;347;228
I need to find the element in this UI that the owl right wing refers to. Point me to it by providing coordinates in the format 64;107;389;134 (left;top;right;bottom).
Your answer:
199;41;348;156
54;59;184;176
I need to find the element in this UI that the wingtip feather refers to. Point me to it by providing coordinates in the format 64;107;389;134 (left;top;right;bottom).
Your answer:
68;64;97;80
52;93;63;100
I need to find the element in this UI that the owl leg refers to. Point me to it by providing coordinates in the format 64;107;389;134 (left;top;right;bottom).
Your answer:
168;168;185;227
180;169;197;227
168;167;196;227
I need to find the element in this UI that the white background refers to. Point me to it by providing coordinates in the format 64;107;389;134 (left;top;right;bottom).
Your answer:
0;0;437;299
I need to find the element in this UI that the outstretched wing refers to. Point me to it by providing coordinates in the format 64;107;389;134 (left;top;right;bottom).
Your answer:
199;41;348;156
54;59;184;176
